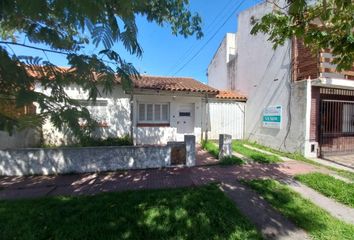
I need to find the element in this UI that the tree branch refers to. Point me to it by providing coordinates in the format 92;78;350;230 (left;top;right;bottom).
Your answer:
0;41;117;65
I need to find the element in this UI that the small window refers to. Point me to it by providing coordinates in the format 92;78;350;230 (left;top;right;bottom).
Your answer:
138;103;169;124
179;112;191;117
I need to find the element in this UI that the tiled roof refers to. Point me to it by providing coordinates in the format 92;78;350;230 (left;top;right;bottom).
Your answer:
215;90;247;100
132;75;218;94
28;67;246;100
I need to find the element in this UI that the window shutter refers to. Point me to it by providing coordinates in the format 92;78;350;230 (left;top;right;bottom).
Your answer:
146;104;153;121
162;104;169;121
139;104;145;121
154;104;161;121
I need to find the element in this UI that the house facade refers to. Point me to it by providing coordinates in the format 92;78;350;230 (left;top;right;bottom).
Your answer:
0;75;245;148
208;1;354;158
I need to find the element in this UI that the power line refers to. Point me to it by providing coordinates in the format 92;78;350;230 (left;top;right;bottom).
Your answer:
172;0;246;76
167;0;235;75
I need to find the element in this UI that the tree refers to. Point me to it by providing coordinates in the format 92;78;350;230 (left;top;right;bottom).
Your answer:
251;0;354;71
0;0;202;140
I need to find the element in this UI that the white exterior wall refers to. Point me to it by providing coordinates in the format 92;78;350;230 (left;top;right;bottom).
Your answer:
208;100;245;140
36;84;205;146
235;2;308;153
0;129;41;149
133;92;203;145
208;33;236;90
36;84;131;146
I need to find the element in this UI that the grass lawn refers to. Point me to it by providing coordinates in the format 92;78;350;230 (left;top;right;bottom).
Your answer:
295;173;354;208
202;140;244;165
243;179;354;240
244;140;354;181
219;156;245;165
201;140;219;158
232;141;281;164
0;185;262;240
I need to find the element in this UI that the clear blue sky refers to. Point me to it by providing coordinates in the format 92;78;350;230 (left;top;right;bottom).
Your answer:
8;0;262;84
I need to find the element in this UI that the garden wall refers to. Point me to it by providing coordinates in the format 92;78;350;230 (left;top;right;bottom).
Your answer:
0;135;196;176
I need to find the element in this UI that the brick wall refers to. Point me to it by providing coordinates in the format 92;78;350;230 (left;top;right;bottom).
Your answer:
292;38;319;81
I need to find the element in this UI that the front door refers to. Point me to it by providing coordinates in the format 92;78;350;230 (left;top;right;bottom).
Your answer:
176;103;195;141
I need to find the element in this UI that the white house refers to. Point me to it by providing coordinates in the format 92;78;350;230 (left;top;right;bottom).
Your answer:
208;1;354;158
0;75;245;148
37;75;246;146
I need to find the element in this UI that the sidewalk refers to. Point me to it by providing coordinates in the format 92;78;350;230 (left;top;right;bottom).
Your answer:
0;160;323;200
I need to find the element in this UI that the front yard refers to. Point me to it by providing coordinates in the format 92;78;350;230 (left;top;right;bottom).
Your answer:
0;185;262;240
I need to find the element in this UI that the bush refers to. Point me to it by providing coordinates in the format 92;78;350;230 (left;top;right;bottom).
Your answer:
219;156;244;165
79;135;133;147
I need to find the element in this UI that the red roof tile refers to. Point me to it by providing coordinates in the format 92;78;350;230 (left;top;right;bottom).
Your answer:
132;75;218;93
215;90;247;100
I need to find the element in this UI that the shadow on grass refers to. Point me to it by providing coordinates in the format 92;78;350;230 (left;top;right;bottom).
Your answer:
0;184;262;240
243;179;354;240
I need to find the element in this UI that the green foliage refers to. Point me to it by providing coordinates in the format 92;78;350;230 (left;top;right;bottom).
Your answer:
0;185;262;239
79;135;133;147
295;173;354;208
244;179;354;240
251;0;354;71
201;140;219;158
0;0;203;138
232;140;281;164
220;156;244;166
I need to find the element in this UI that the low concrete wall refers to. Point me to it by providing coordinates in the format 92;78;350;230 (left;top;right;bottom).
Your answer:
0;135;197;176
0;145;171;176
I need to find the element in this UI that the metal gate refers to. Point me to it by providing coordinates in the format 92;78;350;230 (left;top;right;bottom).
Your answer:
320;99;354;155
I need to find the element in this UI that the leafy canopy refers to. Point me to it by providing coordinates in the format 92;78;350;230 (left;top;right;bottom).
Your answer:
251;0;354;71
0;0;202;138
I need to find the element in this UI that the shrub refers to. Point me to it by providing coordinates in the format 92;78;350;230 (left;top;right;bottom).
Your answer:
79;135;133;147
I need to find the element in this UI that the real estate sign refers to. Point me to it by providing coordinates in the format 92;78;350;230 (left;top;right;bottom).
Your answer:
262;105;282;129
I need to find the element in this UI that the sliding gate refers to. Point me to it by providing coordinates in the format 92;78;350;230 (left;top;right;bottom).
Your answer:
319;99;354;155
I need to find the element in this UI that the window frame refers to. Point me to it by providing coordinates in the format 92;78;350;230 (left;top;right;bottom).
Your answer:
137;102;170;125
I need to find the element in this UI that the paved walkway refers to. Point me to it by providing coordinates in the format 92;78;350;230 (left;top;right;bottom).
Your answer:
220;181;309;240
287;180;354;225
320;155;354;171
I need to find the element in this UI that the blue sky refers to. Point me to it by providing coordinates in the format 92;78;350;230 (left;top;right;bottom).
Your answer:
8;0;261;84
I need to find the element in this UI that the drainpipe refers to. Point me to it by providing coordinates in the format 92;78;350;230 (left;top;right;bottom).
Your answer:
130;92;134;145
205;94;209;142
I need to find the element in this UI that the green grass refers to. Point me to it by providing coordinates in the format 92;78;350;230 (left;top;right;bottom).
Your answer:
219;156;245;166
0;185;262;240
232;141;281;164
243;179;354;240
244;140;354;181
202;140;219;158
295;173;354;208
202;140;244;165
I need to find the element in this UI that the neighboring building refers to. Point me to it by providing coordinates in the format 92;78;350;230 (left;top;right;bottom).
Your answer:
207;33;237;90
208;1;354;158
0;75;246;148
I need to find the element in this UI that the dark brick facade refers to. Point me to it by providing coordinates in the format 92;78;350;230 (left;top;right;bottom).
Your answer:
292;38;319;82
